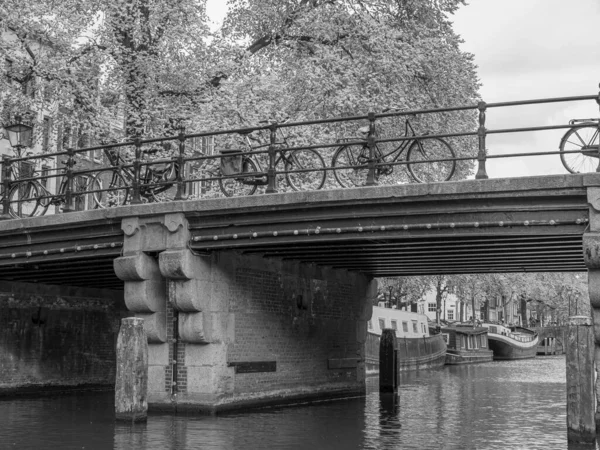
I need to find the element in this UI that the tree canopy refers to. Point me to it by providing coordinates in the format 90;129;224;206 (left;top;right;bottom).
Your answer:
1;0;480;169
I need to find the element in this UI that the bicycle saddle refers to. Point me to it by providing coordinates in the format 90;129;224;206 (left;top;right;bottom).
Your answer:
358;126;370;135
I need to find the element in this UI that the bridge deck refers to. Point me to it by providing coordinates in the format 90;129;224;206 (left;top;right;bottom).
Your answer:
0;174;595;289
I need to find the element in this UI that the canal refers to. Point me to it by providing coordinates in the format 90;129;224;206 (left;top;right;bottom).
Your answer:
0;355;595;449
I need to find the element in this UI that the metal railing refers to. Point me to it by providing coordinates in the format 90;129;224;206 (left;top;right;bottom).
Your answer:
1;88;599;219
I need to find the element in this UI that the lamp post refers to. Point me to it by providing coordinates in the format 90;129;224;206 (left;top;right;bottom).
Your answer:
4;115;33;155
2;116;34;218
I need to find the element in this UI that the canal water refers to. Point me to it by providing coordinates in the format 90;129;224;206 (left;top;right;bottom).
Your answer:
0;355;596;450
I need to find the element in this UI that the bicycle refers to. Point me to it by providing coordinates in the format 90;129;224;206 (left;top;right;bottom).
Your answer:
92;146;179;207
4;156;99;218
330;118;456;187
216;127;327;197
559;118;600;173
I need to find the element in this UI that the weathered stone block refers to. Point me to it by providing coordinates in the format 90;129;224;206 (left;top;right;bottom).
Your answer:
187;366;234;396
124;279;166;313
179;312;210;344
159;249;210;280
114;253;161;281
136;312;166;343
185;342;228;367
583;233;600;269
147;343;169;366
147;365;166;394
168;279;209;312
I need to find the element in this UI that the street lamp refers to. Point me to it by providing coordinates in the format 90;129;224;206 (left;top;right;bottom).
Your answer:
4;115;33;154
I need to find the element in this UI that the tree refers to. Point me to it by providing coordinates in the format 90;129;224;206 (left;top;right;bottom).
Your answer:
378;276;428;310
1;0;212;140
207;0;480;181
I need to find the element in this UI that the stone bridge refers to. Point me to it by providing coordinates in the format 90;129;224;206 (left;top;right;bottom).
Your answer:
0;174;598;414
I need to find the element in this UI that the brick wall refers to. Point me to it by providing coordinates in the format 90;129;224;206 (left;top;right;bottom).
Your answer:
217;252;371;403
0;281;125;395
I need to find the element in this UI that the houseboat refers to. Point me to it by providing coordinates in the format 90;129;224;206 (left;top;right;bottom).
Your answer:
365;304;447;374
441;325;493;365
482;323;538;360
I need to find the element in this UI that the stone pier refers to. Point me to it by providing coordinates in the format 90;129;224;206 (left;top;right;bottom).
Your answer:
584;186;600;433
114;212;375;413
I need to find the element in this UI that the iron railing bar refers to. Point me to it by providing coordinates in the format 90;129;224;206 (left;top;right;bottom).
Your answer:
488;124;580;135
486;95;596;108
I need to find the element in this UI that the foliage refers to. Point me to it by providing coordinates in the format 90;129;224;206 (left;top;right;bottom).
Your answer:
379;271;588;326
377;276;429;307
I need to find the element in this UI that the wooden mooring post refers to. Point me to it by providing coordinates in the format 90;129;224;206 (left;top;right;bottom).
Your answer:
566;316;595;443
115;317;148;422
379;328;398;393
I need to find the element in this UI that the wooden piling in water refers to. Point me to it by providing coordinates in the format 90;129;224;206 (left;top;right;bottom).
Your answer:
566;316;595;443
115;317;148;422
379;328;398;393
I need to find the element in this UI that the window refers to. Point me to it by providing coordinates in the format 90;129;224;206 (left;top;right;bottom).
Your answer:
189;136;215;155
467;335;475;349
421;324;426;334
402;321;408;332
368;320;372;330
447;310;454;320
481;335;487;347
428;303;436;312
442;333;449;344
391;320;397;330
378;318;385;330
412;321;418;333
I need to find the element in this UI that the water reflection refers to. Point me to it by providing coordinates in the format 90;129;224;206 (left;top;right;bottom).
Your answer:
1;356;598;449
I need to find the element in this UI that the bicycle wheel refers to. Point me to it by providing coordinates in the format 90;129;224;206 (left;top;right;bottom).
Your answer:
406;138;456;183
285;149;327;191
9;181;39;218
93;171;130;207
58;175;102;211
331;145;370;188
219;158;259;197
559;125;600;173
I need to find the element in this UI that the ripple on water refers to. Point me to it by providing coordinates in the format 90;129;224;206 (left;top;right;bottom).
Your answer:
0;355;593;450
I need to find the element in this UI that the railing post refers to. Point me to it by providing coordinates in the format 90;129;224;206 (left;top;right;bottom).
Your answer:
265;122;278;194
131;139;142;205
475;101;489;180
366;112;377;186
596;84;600;172
174;130;187;201
0;155;12;219
61;147;75;213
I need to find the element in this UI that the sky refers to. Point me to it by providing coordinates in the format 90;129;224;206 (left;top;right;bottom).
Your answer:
206;0;600;178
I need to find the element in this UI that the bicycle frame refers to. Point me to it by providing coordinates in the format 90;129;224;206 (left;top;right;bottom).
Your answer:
103;148;178;198
375;119;419;163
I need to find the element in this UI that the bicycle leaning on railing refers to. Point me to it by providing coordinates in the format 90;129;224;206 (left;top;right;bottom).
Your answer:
559;118;600;173
214;125;327;197
3;154;97;218
92;146;179;207
331;117;457;187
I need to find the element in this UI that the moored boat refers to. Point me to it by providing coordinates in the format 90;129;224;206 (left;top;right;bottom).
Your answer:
441;324;494;365
482;323;538;360
365;304;447;374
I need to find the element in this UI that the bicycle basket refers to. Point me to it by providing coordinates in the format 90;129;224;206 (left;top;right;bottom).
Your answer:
220;150;243;175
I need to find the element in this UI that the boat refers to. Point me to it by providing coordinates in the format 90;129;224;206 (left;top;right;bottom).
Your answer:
365;303;447;374
441;324;494;365
482;323;538;360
